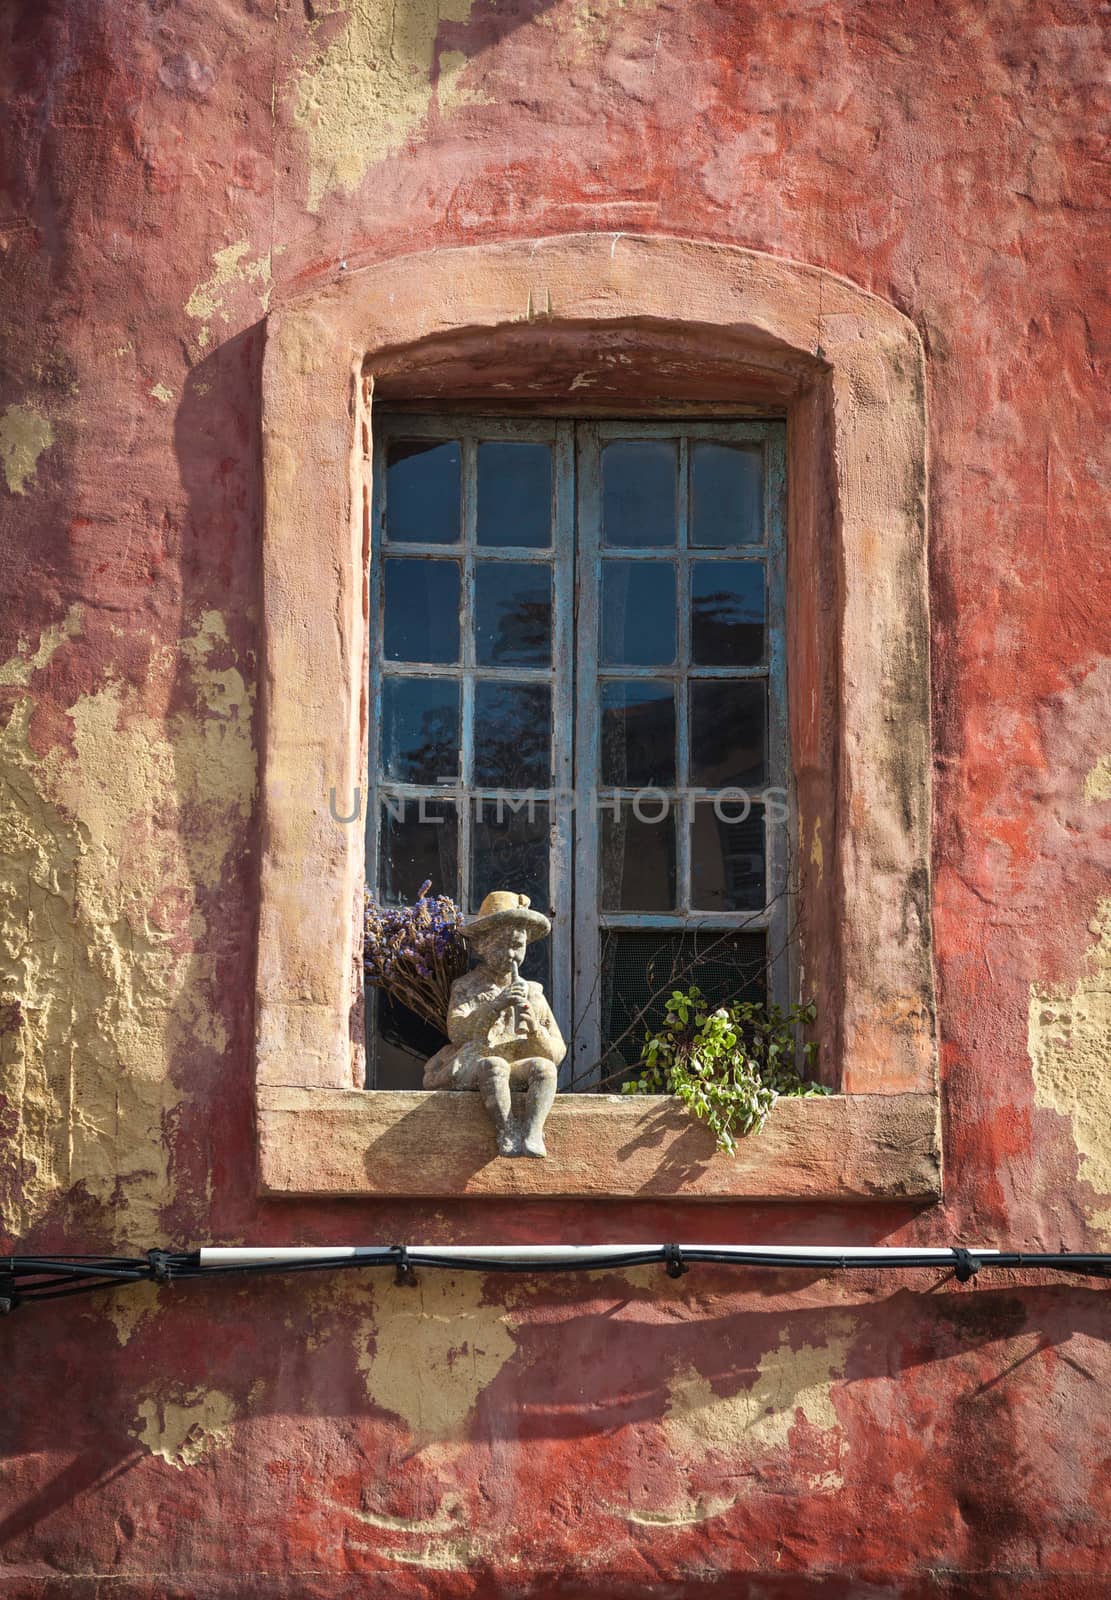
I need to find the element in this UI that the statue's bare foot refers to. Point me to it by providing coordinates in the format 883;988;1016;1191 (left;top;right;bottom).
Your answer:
522;1132;547;1158
495;1127;518;1157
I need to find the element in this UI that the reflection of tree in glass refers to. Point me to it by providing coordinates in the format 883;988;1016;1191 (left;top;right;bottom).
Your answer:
472;809;549;912
485;595;551;664
395;703;460;784
475;684;549;788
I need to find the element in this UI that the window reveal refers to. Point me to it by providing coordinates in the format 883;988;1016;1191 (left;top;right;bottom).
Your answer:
367;415;788;1090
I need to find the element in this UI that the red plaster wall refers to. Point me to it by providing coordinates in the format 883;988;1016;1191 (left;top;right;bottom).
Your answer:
1;1;1110;1594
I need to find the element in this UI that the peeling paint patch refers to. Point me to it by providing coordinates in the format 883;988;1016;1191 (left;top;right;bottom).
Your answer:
291;0;479;212
354;1273;515;1441
0;404;54;495
150;384;175;405
134;1387;238;1468
663;1315;853;1484
1029;900;1111;1230
185;239;273;349
437;49;491;117
0;605;82;688
1084;755;1111;804
106;1279;163;1347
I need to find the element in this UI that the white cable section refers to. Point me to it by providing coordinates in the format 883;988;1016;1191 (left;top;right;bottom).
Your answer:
199;1245;1002;1267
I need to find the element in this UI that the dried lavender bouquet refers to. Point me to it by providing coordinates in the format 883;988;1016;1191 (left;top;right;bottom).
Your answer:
363;879;469;1037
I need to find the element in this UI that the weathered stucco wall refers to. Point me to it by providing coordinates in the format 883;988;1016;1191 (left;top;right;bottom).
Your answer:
1;1;1109;1594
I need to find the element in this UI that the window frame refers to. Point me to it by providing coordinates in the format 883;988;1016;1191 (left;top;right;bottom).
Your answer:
365;412;790;1092
254;233;941;1204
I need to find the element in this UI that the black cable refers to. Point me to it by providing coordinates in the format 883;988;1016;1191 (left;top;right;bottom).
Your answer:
3;1246;1111;1314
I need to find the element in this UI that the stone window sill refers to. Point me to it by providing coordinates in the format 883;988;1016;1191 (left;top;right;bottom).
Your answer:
257;1087;941;1202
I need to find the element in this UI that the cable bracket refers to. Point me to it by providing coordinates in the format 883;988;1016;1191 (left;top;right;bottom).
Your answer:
663;1243;689;1280
952;1248;980;1284
392;1245;418;1287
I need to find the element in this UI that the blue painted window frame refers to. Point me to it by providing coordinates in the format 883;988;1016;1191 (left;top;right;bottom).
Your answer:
367;413;789;1089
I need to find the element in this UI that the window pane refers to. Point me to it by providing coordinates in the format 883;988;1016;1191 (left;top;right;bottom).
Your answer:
474;561;552;666
474;681;551;789
601;561;676;666
600;680;676;788
689;680;767;787
477;442;552;548
384;558;460;663
597;930;766;1080
378;795;458;905
386;439;460;544
602;440;677;547
691;560;766;666
600;802;676;911
691;442;763;546
371;992;445;1090
382;679;460;784
471;799;550;913
691;800;766;911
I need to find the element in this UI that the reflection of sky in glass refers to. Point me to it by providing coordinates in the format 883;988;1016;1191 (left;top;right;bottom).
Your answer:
477;442;552;548
382;679;460;784
691;561;765;666
386;440;460;544
601;562;676;665
600;680;676;787
473;682;551;788
689;680;766;787
384;559;460;663
474;562;552;665
602;441;677;547
691;443;763;546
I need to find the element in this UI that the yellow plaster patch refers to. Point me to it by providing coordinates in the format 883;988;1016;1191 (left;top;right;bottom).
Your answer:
0;605;82;688
663;1315;853;1479
291;0;479;212
809;815;824;880
354;1273;516;1442
150;384;174;405
436;49;491;116
0;404;54;495
0;611;254;1241
1029;901;1111;1233
1084;755;1111;804
185;240;273;349
134;1387;238;1468
106;1279;164;1347
384;1538;485;1570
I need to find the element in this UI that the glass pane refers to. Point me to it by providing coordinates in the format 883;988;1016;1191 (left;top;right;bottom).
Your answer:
477;442;552;548
691;560;766;666
601;561;676;666
600;802;676;911
474;682;551;789
471;799;550;913
597;930;766;1081
378;795;458;905
691;800;766;911
602;440;677;547
384;559;460;664
600;680;676;788
386;439;460;544
475;561;552;666
371;992;446;1090
691;441;763;546
689;680;766;787
382;679;460;784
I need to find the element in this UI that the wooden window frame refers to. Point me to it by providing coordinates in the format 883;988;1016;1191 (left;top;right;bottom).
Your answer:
254;234;942;1203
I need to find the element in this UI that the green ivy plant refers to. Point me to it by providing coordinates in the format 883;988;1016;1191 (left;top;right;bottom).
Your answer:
621;988;829;1154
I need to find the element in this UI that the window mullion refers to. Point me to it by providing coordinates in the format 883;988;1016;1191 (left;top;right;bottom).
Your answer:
459;433;477;909
571;421;602;1086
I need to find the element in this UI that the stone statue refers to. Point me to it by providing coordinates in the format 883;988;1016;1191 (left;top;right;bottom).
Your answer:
423;891;566;1157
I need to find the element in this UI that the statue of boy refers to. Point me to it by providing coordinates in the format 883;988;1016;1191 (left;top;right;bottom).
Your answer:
423;891;565;1158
